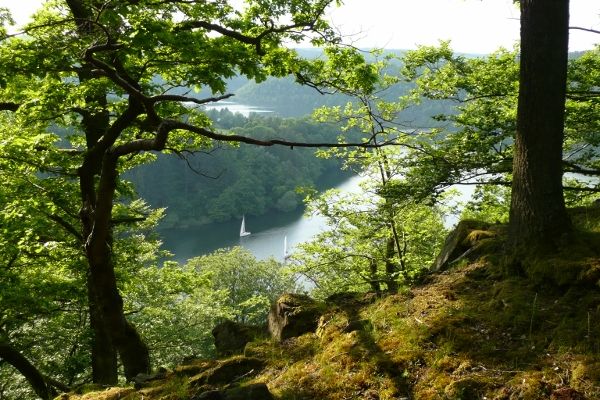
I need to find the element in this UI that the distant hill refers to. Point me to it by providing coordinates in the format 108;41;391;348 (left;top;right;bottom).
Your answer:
232;49;452;122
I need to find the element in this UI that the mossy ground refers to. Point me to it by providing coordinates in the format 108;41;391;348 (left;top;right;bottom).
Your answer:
59;212;600;400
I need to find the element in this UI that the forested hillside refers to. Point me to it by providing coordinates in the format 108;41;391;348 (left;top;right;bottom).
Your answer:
232;51;450;122
128;110;353;228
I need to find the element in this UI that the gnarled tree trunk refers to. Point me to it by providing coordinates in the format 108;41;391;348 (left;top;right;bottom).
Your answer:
80;148;150;381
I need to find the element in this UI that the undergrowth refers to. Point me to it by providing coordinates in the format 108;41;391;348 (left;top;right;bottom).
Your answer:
59;209;600;400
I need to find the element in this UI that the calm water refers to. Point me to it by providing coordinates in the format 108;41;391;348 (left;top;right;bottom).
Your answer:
201;101;273;117
160;176;362;263
159;175;477;264
161;101;477;263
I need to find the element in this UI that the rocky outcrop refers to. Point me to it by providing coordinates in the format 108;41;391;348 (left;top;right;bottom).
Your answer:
212;320;266;356
431;220;496;272
550;387;585;400
194;383;274;400
132;367;168;389
268;293;324;341
189;356;265;387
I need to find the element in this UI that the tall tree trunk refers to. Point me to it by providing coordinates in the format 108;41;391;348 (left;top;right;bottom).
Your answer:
375;150;402;293
385;236;399;294
86;245;150;380
87;273;118;384
0;341;56;400
509;0;571;249
80;152;151;381
67;0;134;381
368;259;382;294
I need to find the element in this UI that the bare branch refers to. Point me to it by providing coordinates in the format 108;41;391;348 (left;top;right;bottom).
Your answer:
151;93;234;105
569;26;600;35
167;148;225;179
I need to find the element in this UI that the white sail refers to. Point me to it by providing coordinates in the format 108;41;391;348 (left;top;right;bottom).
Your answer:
240;215;251;237
284;235;291;259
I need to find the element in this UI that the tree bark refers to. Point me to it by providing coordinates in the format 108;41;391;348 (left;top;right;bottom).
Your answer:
87;272;118;384
80;150;151;381
0;341;56;400
509;0;571;248
384;236;399;294
368;259;382;294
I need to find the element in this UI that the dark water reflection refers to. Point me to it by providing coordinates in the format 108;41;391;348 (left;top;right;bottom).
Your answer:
159;176;362;263
158;176;479;264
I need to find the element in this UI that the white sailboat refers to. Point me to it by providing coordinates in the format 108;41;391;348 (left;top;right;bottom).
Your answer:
240;215;251;237
284;235;291;260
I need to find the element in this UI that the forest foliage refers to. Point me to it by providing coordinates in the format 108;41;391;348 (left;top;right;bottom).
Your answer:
0;0;598;398
128;110;355;228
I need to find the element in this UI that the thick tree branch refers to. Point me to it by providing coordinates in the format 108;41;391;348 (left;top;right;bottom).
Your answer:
110;216;147;225
111;117;399;159
0;102;20;111
44;212;83;241
176;19;322;55
112;119;174;156
88;102;144;157
44;375;71;394
566;90;600;100
177;0;330;55
0;341;57;400
87;153;118;260
167;119;398;149
177;21;261;47
83;44;146;101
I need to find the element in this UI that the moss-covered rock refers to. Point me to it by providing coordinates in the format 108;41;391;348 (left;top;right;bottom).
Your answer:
195;383;273;400
212;320;267;356
58;387;136;400
189;356;265;387
268;293;325;342
221;383;274;400
431;220;494;272
443;377;487;399
173;360;216;377
550;387;585;400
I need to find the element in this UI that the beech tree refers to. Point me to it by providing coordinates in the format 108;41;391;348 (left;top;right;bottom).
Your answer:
508;0;572;248
0;0;380;385
400;8;599;253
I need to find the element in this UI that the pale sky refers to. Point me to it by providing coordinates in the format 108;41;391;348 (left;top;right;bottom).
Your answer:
1;0;599;53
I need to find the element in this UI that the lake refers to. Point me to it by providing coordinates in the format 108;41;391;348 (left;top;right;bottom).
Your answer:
159;176;362;263
162;101;476;263
159;176;476;264
200;101;273;117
